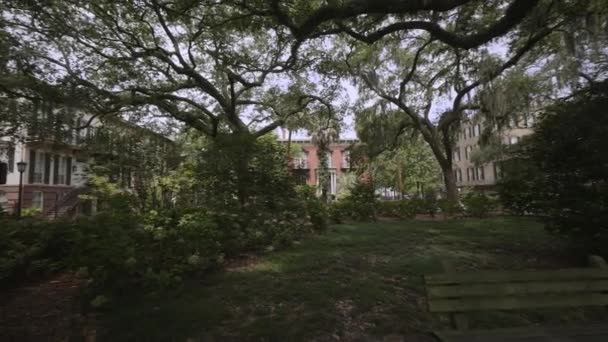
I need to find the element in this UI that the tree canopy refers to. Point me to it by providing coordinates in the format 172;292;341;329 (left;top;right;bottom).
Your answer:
2;1;607;202
1;0;340;137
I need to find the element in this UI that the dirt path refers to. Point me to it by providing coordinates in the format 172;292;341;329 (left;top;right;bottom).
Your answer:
0;273;94;342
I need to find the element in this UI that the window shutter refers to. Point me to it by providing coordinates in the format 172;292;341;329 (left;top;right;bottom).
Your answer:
28;150;36;184
66;157;72;185
44;153;51;184
8;146;14;173
53;155;60;184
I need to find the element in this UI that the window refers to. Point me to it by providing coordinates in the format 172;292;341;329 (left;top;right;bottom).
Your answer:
7;146;14;173
477;167;485;181
509;136;520;145
32;191;44;210
526;115;535;127
293;151;308;169
465;146;473;159
467;126;473;138
326;151;333;168
453;168;462;182
453;148;461;162
341;150;350;168
493;162;501;180
474;124;481;136
77;117;87;144
32;151;45;183
466;168;472;181
56;156;66;184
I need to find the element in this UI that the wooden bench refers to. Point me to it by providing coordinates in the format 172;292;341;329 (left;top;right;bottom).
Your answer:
424;256;608;341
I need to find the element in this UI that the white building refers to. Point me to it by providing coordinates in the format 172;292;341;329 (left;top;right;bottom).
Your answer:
1;100;172;217
452;116;535;189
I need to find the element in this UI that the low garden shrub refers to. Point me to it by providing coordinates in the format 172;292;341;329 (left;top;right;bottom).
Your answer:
376;200;419;219
462;191;497;218
0;218;73;287
346;181;377;221
296;185;328;231
327;200;354;223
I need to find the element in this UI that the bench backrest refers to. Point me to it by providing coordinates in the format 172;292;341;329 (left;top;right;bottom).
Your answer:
425;268;608;313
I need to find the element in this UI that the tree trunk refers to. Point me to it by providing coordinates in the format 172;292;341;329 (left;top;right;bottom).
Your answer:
396;163;404;199
286;129;293;169
442;165;459;202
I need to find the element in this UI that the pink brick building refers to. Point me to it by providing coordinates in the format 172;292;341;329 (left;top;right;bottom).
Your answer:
285;139;359;196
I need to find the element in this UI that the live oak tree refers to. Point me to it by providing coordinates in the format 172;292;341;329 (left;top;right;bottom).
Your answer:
0;0;334;140
3;0;607;203
283;0;600;201
356;109;441;197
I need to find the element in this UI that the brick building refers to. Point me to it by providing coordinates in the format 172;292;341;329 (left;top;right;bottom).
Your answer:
285;139;359;197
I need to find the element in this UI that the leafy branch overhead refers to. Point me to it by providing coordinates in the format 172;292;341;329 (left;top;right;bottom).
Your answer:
1;0;339;137
245;0;541;49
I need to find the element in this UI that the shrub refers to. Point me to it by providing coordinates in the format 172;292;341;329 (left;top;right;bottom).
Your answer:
69;210;226;294
420;191;439;217
397;200;419;219
376;201;400;217
462;191;496;218
346;181;377;221
438;199;463;217
0;218;73;287
497;82;608;250
327;200;355;223
295;185;328;231
376;200;419;219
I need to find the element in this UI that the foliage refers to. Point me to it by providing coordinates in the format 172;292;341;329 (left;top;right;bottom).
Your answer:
0;218;72;287
21;207;42;217
497;82;608;249
376;200;419;219
336;171;357;199
438;199;464;218
70;211;224;296
295;185;328;231
327;200;354;224
420;191;439;217
102;217;578;341
85;120;180;212
496;147;544;215
359;133;441;197
461;191;497;218
175;132;320;249
308;118;341;202
81;173;136;216
1;1;338;139
345;181;377;222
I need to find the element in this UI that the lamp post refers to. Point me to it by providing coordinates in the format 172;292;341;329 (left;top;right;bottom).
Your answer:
16;161;27;218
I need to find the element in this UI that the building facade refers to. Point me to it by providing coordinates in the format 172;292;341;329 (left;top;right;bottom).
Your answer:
0;108;93;216
286;139;358;197
452;117;535;189
0;101;173;217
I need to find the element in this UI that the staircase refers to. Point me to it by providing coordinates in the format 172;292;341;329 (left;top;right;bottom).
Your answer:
44;187;88;220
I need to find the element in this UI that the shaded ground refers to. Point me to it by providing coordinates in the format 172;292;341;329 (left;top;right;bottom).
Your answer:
101;217;607;341
0;273;93;341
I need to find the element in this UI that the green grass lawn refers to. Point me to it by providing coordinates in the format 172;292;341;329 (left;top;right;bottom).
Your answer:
102;217;605;341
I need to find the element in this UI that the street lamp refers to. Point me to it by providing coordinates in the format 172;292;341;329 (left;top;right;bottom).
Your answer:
16;161;27;218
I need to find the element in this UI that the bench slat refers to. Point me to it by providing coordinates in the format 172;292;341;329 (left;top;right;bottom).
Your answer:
434;324;608;342
428;293;608;313
428;280;608;298
425;268;608;285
